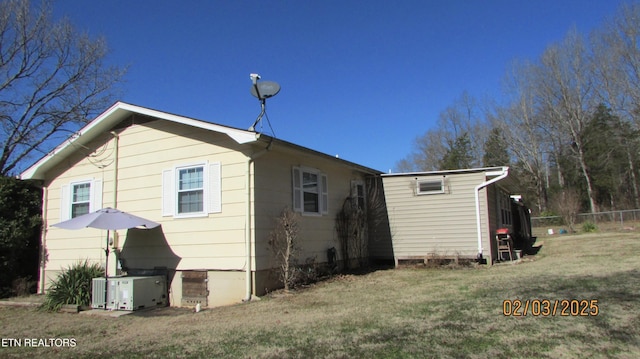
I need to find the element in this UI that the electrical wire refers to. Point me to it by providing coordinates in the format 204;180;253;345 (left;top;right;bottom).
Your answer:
66;133;115;169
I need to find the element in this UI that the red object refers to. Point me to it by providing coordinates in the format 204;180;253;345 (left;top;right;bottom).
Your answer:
496;228;510;235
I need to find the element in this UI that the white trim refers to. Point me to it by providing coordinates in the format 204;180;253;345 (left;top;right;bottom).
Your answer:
162;169;175;216
382;166;508;177
292;167;302;212
208;162;222;213
20;102;258;180
320;173;328;215
91;179;103;212
60;184;70;221
115;103;258;144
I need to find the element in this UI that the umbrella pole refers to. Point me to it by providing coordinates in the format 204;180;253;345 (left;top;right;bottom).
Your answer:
104;229;109;310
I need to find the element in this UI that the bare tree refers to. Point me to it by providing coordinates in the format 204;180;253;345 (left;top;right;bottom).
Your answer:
534;30;598;213
592;3;640;123
591;3;640;207
494;60;551;212
0;0;125;175
396;92;488;171
550;188;581;232
267;207;299;292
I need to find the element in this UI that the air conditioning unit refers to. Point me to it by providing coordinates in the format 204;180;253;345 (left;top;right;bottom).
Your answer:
91;277;108;309
91;276;167;311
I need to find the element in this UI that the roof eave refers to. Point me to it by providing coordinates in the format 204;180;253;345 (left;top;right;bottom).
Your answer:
20;102;259;180
382;166;508;178
256;135;383;175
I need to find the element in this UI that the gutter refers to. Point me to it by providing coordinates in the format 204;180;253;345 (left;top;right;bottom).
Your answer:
243;139;273;302
474;167;509;262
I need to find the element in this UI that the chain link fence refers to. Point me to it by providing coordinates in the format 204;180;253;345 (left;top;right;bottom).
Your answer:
532;209;640;230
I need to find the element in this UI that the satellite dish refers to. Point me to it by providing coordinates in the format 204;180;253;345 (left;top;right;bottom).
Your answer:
248;74;281;132
250;81;281;100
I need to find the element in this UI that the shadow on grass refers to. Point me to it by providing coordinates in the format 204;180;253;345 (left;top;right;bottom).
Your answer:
525;244;543;255
129;306;193;318
502;268;640;349
511;269;640;301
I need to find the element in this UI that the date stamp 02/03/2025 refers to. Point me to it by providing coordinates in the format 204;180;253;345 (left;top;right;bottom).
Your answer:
502;299;599;317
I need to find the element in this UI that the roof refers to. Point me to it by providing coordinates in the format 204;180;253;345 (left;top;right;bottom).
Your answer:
20;101;381;180
381;166;509;177
383;166;521;193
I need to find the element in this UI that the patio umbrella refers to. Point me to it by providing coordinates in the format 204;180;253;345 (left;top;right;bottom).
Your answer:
52;207;160;309
52;207;160;230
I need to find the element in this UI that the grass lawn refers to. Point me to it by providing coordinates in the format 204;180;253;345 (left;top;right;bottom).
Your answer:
1;232;639;358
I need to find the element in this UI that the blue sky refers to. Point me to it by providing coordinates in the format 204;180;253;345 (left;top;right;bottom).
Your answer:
52;0;626;172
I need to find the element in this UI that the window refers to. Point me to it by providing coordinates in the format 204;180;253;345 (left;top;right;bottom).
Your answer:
303;171;319;212
162;162;221;218
60;179;102;221
498;190;513;227
292;167;328;215
178;167;204;214
71;182;91;218
416;179;444;195
351;180;366;210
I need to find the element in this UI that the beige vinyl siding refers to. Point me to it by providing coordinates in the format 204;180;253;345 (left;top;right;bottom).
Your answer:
382;172;491;261
42;119;251;293
252;147;368;272
39;113;379;305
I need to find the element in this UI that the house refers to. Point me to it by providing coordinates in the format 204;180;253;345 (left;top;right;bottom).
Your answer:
379;167;532;266
20;102;382;308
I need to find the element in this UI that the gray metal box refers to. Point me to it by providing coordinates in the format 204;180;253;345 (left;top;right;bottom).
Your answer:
91;277;107;309
91;276;166;311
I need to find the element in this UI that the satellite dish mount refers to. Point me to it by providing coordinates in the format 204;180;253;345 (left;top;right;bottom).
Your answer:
248;73;280;132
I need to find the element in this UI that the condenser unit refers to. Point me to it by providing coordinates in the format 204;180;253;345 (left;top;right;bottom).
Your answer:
91;277;108;309
91;276;167;311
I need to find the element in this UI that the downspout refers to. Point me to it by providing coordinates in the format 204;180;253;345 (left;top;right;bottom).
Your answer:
474;167;509;262
111;131;119;208
110;131;119;276
38;186;48;294
243;139;273;302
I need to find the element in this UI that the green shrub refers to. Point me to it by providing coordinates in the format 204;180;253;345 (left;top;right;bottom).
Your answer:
41;260;104;311
582;221;598;233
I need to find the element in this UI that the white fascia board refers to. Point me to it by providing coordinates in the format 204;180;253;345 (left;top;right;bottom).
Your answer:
117;103;258;144
20;102;258;180
20;102;125;180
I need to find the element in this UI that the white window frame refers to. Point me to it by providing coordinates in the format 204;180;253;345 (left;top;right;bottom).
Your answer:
416;179;444;195
71;181;92;218
176;165;206;216
162;161;221;218
60;178;103;221
292;166;328;216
